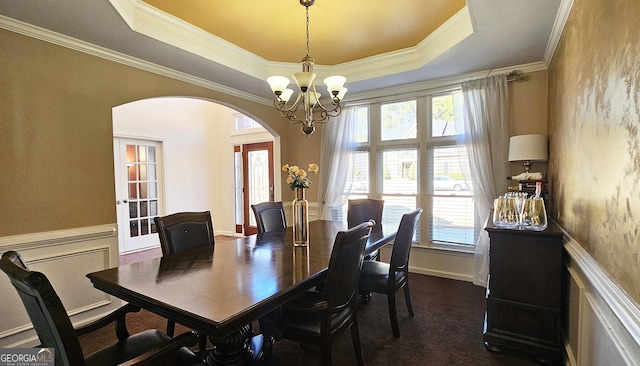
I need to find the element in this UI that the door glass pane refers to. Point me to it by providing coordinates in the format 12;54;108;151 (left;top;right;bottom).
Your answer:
149;182;157;198
149;200;158;216
138;146;147;162
139;164;147;180
128;164;137;181
126;145;136;163
148;146;156;162
129;220;139;237
128;183;138;199
139;182;148;199
129;202;137;219
140;201;148;217
140;219;149;235
381;100;417;141
248;150;269;226
125;143;158;240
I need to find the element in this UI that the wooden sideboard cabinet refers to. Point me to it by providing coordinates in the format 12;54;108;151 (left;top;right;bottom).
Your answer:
484;221;563;364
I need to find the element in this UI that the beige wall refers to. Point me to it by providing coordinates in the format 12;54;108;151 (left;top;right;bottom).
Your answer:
548;0;640;304
0;29;289;236
0;20;550;242
509;71;549;177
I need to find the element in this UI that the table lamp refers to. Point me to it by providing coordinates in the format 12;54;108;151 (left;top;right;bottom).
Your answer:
508;134;548;180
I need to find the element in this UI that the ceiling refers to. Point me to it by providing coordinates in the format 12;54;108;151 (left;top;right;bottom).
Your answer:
0;0;565;104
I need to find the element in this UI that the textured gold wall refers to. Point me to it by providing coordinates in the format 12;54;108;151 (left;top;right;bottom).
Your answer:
548;0;640;303
0;29;286;236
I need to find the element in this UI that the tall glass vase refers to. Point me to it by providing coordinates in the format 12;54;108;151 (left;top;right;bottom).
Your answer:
292;187;309;246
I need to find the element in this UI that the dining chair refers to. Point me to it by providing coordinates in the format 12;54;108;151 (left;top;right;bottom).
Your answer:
154;211;214;351
251;201;287;234
154;211;215;256
347;198;384;261
278;220;374;366
0;250;203;366
358;208;423;338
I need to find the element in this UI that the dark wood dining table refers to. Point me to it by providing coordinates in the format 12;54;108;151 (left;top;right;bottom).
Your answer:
86;220;396;366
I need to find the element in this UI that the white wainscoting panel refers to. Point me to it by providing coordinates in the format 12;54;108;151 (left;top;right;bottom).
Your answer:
0;225;123;348
563;228;640;366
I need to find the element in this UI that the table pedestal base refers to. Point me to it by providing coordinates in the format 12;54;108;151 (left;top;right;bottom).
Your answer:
206;324;263;366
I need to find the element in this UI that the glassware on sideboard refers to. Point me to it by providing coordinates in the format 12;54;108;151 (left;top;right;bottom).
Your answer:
493;195;519;229
523;197;548;231
493;194;547;231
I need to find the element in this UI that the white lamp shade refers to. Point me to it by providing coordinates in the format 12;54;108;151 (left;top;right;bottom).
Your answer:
336;87;348;101
267;76;290;94
323;75;346;93
293;72;316;89
280;88;294;103
508;134;548;162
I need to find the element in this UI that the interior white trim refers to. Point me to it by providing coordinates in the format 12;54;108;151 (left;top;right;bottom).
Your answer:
544;0;575;66
0;14;269;106
110;0;474;84
0;224;117;250
346;61;548;104
563;229;640;346
561;223;640;365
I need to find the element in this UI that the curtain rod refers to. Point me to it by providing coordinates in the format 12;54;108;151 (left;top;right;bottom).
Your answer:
507;70;525;82
345;70;527;106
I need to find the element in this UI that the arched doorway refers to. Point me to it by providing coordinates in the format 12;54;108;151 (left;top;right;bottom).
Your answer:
112;97;280;253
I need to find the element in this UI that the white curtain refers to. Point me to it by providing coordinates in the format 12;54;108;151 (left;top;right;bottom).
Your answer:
458;75;510;287
316;107;357;220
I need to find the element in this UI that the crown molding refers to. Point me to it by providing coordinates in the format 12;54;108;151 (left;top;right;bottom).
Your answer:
0;14;271;105
110;0;473;83
346;61;549;104
544;0;574;66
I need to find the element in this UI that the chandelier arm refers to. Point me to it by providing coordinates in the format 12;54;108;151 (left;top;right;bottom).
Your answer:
313;98;340;114
273;92;303;114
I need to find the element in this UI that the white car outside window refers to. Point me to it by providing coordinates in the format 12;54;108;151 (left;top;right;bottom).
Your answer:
434;176;467;191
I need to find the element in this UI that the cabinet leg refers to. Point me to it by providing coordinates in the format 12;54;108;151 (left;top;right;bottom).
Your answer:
484;341;503;354
536;356;558;365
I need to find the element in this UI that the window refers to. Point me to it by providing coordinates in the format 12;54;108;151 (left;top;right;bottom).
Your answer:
343;92;478;250
234;114;262;130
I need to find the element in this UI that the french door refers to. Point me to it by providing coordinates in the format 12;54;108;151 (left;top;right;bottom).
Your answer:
113;138;164;253
241;142;274;235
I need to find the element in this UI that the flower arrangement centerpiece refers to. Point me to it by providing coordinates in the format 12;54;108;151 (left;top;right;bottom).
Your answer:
282;163;318;246
282;163;319;191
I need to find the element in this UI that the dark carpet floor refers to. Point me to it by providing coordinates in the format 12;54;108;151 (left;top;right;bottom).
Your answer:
78;273;544;365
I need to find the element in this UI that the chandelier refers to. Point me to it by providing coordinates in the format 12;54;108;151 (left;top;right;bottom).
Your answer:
266;0;347;136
